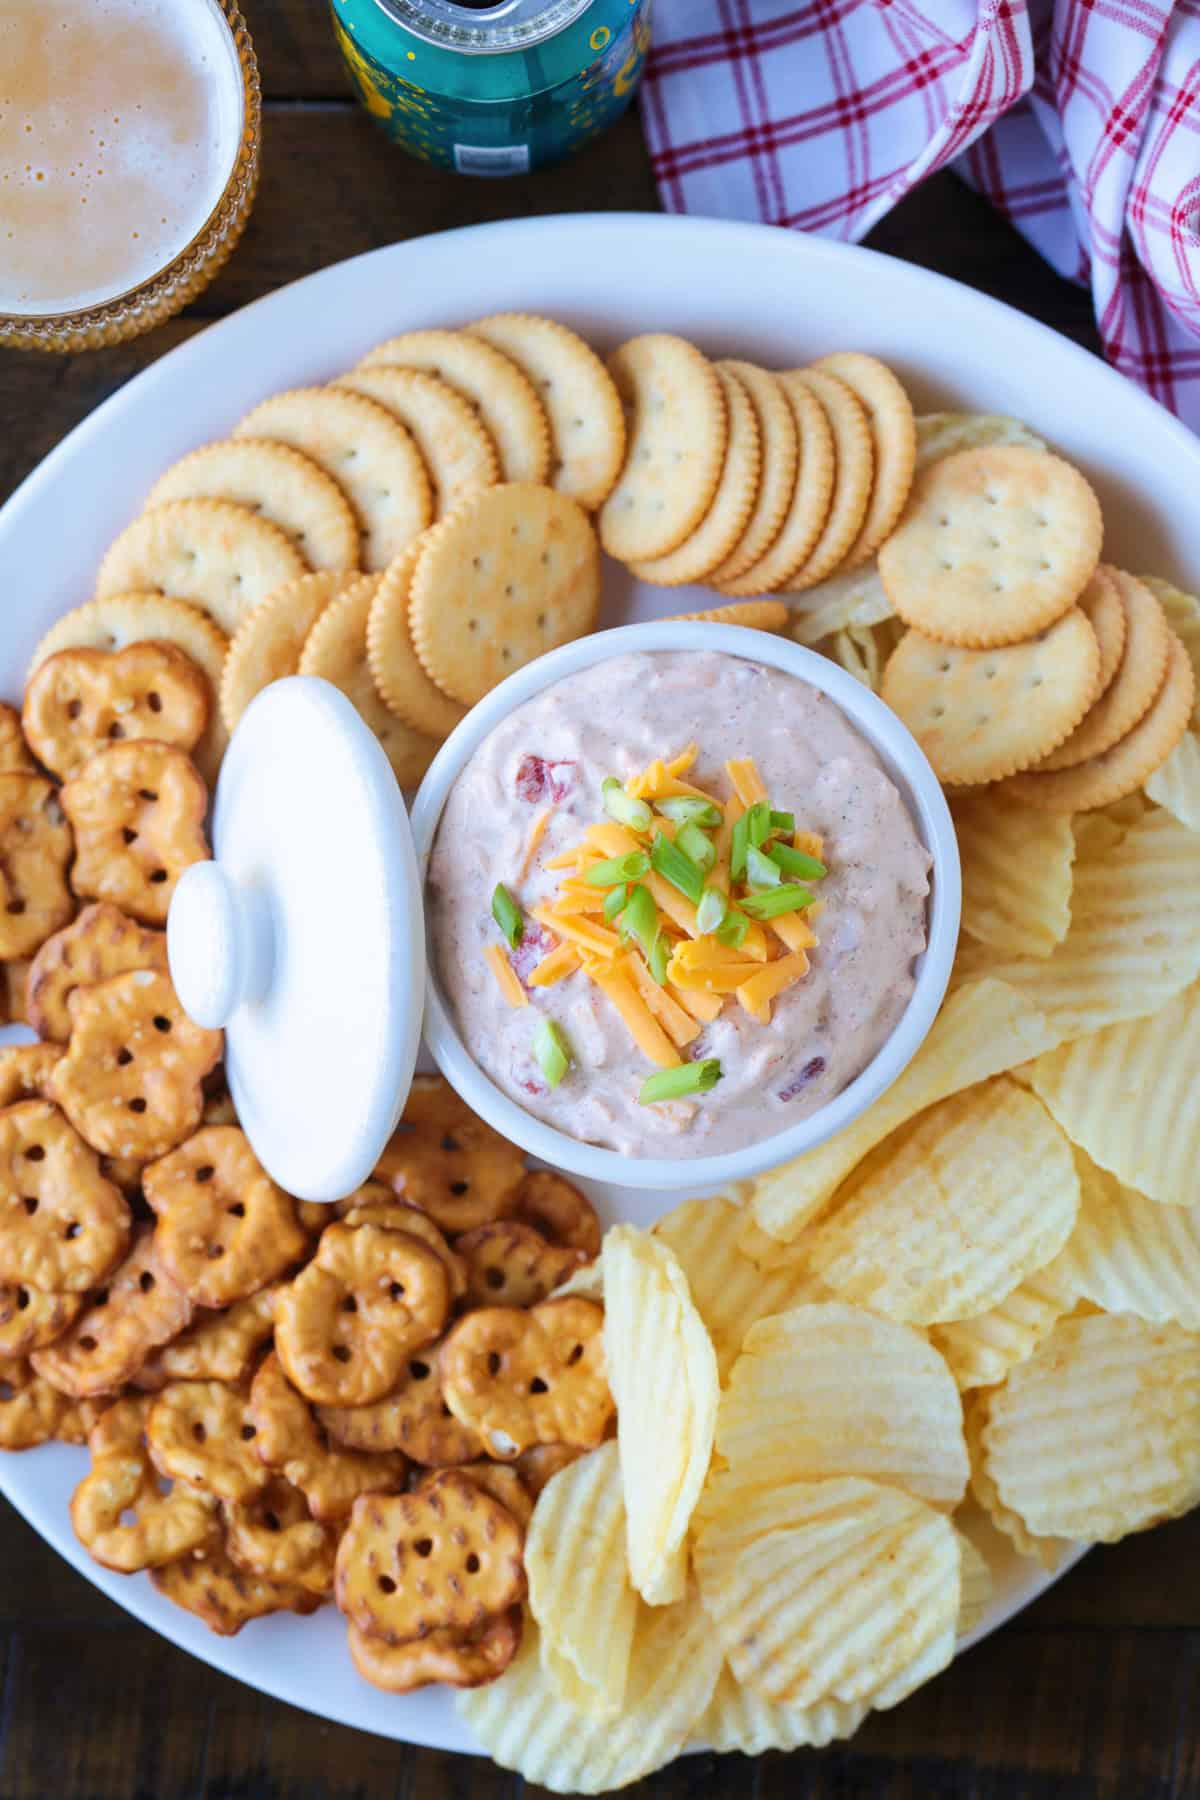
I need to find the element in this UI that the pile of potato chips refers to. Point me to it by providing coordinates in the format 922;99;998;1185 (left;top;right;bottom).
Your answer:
458;486;1200;1782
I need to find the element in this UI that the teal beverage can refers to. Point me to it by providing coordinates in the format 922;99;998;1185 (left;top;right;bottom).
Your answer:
331;0;651;175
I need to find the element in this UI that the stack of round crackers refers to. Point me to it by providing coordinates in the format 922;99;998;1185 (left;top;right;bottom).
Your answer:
597;335;918;598
875;445;1194;811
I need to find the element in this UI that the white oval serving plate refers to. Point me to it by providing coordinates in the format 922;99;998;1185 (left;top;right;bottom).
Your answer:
6;211;1200;1752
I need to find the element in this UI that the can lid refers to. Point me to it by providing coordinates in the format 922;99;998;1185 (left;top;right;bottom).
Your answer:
167;677;424;1203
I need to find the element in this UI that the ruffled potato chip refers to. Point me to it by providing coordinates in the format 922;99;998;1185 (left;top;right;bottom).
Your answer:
524;1442;637;1719
914;411;1045;472
1029;982;1200;1209
963;1389;1069;1569
1145;730;1200;831
712;1303;967;1508
697;1664;867;1755
955;1528;995;1639
694;1475;960;1709
952;791;1075;958
456;1588;723;1794
806;1079;1079;1324
752;978;1056;1243
1051;1152;1200;1328
975;810;1200;1046
652;1195;831;1376
602;1226;718;1606
982;1313;1200;1543
787;563;894;644
1143;576;1200;727
930;1266;1077;1391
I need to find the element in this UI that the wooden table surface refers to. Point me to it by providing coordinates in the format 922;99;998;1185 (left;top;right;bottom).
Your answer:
1;5;1197;1796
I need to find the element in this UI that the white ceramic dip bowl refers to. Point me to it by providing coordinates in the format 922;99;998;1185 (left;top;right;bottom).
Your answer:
410;619;961;1192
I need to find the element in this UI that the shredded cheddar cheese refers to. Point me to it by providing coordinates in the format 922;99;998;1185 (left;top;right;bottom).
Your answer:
517;808;554;881
771;912;819;955
726;757;767;806
530;906;620;958
627;953;702;1048
485;943;528;1008
589;959;681;1068
736;951;811;1023
527;943;581;988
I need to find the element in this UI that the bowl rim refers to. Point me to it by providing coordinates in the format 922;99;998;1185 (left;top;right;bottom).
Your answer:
409;619;961;1190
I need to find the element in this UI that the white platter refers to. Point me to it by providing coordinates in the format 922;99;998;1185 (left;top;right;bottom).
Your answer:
5;211;1200;1754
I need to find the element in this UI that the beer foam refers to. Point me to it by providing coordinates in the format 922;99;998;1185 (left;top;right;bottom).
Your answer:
0;0;244;317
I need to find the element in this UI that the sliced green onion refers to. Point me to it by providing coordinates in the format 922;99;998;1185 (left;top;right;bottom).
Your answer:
647;931;670;986
655;796;722;828
730;810;751;882
739;883;816;920
584;850;650;887
620;883;660;962
695;887;727;935
769;810;796;837
649;832;705;906
602;777;652;833
491;883;524;948
715;908;751;950
675;820;717;874
746;845;782;891
768;844;828;880
533;1019;573;1090
746;800;772;850
603;883;629;924
639;1059;723;1105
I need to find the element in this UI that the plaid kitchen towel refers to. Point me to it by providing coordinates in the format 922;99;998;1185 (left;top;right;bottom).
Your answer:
640;0;1200;430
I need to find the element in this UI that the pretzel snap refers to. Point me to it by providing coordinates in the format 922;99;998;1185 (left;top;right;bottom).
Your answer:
0;1353;97;1449
337;1191;468;1301
513;1169;602;1257
70;1395;217;1571
147;1379;271;1503
275;1221;450;1407
458;1220;587;1310
23;643;211;782
32;1226;192;1398
27;903;168;1043
0;1099;130;1294
440;1297;612;1459
145;1127;307;1308
150;1536;322;1635
131;1285;279;1391
223;1476;337;1598
0;773;75;958
0;1278;82;1358
0;1043;64;1107
317;1343;482;1466
61;741;209;926
373;1075;525;1235
347;1607;523;1694
334;1470;526;1644
249;1351;406;1523
47;970;223;1160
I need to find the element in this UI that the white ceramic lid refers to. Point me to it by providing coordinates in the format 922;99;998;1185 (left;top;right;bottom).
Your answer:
167;676;424;1203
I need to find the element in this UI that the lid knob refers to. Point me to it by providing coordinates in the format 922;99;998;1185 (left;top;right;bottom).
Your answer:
168;861;274;1030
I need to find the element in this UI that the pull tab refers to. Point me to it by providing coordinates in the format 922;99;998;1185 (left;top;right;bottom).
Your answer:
168;861;274;1030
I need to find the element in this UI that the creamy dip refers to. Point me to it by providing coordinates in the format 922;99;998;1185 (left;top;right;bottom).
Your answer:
427;650;931;1158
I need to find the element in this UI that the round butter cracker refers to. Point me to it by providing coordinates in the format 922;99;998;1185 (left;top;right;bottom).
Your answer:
1002;632;1194;813
881;608;1101;786
812;351;915;566
1077;564;1127;696
144;439;360;574
667;599;788;631
97;498;306;637
718;371;834;596
232;387;432;573
1035;569;1169;771
782;367;875;590
467;313;625;511
878;446;1103;648
221;570;357;734
359;328;549;485
298;573;439;789
367;540;467;740
599;334;727;563
408;483;600;708
333;365;498;519
29;592;230;786
629;366;761;586
708;362;799;585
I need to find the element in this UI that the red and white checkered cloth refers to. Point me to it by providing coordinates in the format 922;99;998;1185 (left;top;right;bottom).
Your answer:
640;0;1200;431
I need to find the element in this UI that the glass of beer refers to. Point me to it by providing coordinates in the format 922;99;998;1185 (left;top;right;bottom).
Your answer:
0;0;260;353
